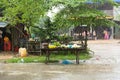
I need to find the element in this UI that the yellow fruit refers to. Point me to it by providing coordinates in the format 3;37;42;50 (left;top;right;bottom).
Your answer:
48;44;57;49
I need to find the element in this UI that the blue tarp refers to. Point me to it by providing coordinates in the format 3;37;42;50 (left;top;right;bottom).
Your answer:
86;0;120;3
114;0;120;2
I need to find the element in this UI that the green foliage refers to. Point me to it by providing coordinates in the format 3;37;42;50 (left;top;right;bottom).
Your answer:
31;16;57;41
56;35;73;43
0;0;119;40
53;6;107;28
6;56;45;63
0;0;48;30
51;0;118;30
92;18;117;27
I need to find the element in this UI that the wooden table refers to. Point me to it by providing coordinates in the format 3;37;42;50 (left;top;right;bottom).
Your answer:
41;47;85;64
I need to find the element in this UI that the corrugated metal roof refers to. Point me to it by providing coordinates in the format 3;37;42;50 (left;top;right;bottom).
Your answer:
0;22;8;28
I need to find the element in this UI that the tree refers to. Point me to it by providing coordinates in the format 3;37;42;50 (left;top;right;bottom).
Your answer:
0;0;48;34
51;0;118;28
31;16;57;41
0;0;118;41
48;0;118;49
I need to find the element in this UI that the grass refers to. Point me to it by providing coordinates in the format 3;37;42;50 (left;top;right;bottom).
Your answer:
6;56;45;63
6;51;92;63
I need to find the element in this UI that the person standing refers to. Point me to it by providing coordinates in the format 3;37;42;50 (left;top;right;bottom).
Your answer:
103;29;109;40
4;35;11;51
93;30;97;40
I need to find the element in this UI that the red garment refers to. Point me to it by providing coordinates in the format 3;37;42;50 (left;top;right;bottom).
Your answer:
4;41;11;51
14;46;19;52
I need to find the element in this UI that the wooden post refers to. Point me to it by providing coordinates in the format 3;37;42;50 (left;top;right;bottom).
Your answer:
11;28;14;51
85;30;88;50
75;50;79;64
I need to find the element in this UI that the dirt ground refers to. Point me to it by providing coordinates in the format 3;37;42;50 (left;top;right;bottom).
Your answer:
0;51;16;60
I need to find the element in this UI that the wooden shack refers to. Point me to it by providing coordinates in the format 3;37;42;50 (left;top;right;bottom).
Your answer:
0;22;25;51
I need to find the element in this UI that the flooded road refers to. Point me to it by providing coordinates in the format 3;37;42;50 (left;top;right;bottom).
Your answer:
0;40;120;80
87;40;120;64
0;63;120;80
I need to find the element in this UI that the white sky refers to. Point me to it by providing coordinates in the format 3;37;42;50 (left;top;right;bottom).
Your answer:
47;5;64;21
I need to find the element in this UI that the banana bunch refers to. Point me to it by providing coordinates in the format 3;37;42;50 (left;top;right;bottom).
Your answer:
48;44;57;49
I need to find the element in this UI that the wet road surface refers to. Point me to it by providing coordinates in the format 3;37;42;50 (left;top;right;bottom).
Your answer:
87;40;120;64
0;40;120;80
